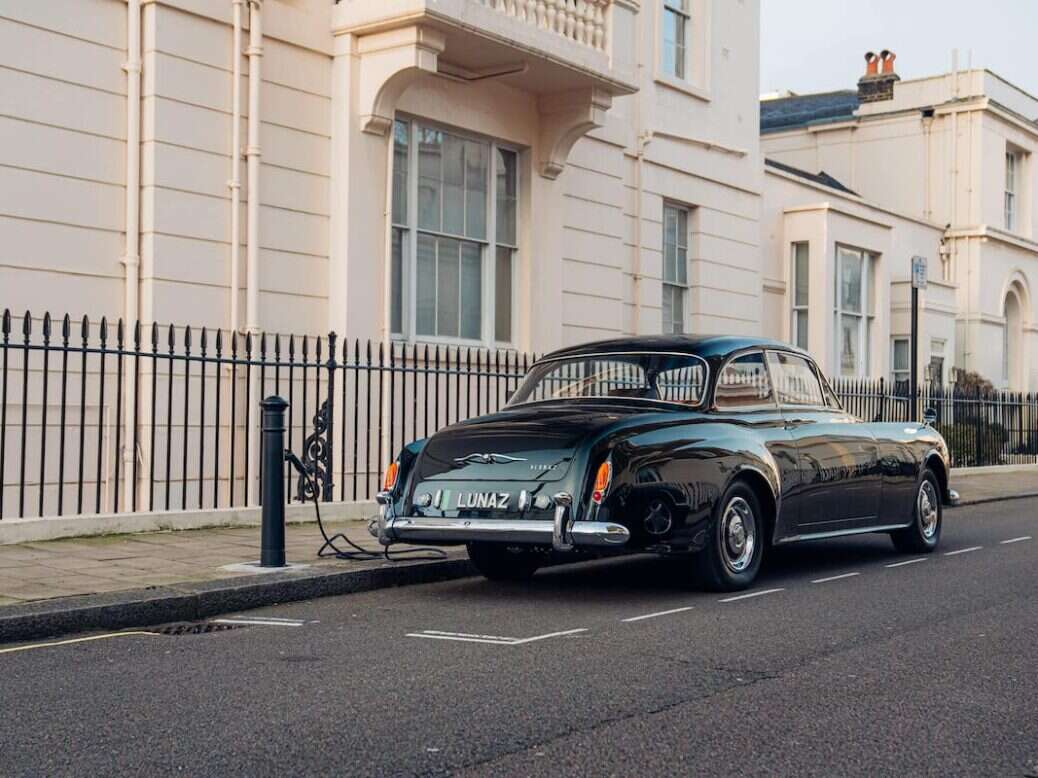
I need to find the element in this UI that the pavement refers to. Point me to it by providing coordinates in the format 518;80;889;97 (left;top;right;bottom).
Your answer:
0;497;1035;776
0;467;1035;643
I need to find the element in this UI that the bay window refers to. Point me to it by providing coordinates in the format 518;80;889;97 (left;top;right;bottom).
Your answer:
391;119;517;345
834;246;875;377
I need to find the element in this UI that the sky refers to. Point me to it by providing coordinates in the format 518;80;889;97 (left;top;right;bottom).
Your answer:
760;0;1038;98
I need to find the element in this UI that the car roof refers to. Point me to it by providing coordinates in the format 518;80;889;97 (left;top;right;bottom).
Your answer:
539;335;811;364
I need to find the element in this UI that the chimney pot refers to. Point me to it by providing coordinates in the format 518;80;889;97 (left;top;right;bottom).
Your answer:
865;51;879;76
881;49;897;74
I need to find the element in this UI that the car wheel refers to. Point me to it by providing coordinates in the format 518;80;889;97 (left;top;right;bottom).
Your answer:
466;542;542;582
696;482;765;592
891;470;942;553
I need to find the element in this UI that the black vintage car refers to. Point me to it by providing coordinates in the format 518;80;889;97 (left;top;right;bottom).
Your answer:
373;336;952;591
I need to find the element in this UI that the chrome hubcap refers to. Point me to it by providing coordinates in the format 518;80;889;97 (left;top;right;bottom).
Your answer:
918;480;939;539
722;496;756;572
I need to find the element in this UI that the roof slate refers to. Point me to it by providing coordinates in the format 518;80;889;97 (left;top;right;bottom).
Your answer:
764;158;858;196
760;89;860;132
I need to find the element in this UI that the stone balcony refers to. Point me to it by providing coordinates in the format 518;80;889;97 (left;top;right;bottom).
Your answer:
333;0;637;92
332;1;639;175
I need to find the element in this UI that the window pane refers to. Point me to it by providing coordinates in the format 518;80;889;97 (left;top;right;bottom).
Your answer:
415;234;436;336
391;228;406;335
672;285;684;333
436;237;460;338
662;284;673;333
715;353;773;409
392;121;409;226
418;128;443;232
676;246;687;285
768;351;825;406
495;246;513;342
662;10;678;77
460;241;482;340
793;242;809;307
441;134;465;236
892;339;909;371
840;314;861;376
839;248;863;313
465;140;488;240
795;310;808;349
496;149;518;246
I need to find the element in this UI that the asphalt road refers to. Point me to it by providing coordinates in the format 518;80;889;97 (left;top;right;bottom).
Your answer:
2;499;1037;777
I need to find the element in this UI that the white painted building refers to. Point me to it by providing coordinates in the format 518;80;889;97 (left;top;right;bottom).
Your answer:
0;0;763;354
762;54;1038;390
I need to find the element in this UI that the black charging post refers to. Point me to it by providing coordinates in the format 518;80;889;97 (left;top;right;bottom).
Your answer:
260;396;288;567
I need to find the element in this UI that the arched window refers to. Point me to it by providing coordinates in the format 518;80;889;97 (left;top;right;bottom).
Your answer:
1003;287;1024;388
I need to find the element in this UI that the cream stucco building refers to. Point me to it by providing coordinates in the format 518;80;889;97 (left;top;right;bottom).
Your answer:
1;0;763;355
761;55;1038;390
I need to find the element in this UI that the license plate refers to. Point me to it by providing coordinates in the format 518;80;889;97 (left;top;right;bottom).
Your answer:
455;491;510;510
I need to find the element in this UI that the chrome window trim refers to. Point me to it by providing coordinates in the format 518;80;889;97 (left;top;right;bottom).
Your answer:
710;348;780;413
510;351;711;410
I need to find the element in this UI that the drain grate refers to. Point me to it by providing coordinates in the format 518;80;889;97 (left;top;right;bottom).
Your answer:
152;621;245;636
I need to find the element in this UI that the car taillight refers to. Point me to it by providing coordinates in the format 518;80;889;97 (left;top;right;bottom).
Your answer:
382;462;399;492
592;460;612;504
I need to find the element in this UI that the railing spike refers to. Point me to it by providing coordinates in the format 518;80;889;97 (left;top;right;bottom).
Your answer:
200;326;208;351
42;311;52;338
80;315;89;341
23;311;32;338
151;321;159;349
1;309;9;336
63;314;71;343
99;316;108;344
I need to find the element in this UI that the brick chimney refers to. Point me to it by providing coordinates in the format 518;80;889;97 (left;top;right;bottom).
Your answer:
858;50;900;103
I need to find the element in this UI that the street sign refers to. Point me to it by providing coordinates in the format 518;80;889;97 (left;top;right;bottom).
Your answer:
911;255;928;290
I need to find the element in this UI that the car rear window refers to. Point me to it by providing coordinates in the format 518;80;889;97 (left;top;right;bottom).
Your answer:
508;353;708;408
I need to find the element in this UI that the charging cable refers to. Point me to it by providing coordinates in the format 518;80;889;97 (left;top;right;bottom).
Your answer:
285;451;447;562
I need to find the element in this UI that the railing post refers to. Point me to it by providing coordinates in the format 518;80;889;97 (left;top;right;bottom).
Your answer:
259;395;288;567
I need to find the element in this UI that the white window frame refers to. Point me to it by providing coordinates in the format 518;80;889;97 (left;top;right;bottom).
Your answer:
928;338;946;384
390;117;518;348
661;0;690;81
790;241;809;350
891;336;910;387
1005;150;1018;232
833;245;875;378
662;202;690;334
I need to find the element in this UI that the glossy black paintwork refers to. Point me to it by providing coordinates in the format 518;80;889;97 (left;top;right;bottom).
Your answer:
386;336;951;554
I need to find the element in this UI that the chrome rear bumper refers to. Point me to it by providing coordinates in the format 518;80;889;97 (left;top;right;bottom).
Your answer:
373;491;630;550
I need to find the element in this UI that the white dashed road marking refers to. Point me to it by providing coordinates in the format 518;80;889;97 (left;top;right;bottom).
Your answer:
1000;536;1032;545
621;606;694;623
944;546;983;556
213;618;304;627
886;558;928;568
719;588;784;603
407;628;588;646
811;572;860;584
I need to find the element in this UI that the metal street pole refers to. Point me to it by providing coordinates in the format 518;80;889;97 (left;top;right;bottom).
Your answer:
910;256;928;421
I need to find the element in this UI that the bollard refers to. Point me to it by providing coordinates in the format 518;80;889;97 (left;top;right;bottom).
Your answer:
259;396;288;567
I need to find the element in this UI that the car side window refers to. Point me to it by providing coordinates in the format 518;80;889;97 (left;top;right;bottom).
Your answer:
714;352;774;410
767;351;825;406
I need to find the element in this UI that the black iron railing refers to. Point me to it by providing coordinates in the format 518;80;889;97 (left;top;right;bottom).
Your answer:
2;308;1036;521
0;310;532;520
831;377;1038;468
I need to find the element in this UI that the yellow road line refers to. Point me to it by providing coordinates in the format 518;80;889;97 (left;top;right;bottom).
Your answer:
0;631;159;655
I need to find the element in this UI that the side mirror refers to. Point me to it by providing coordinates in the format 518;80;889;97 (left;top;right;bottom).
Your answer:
922;408;938;427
